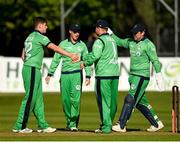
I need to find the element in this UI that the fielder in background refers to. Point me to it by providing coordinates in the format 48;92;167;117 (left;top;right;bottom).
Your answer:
45;24;91;131
108;23;165;132
13;17;79;133
81;19;120;133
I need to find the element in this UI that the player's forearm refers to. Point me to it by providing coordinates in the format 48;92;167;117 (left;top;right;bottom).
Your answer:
83;53;99;66
146;44;162;73
48;61;59;76
112;34;128;48
49;53;62;74
85;66;92;77
21;48;25;61
48;43;71;57
152;60;162;73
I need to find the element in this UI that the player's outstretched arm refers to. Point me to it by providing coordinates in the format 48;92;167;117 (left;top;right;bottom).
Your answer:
47;43;80;62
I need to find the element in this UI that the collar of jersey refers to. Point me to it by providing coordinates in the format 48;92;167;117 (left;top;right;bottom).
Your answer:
99;33;109;37
68;38;80;45
34;30;43;35
134;37;146;43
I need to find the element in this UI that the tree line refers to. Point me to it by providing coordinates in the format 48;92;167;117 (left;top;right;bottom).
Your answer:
0;0;177;57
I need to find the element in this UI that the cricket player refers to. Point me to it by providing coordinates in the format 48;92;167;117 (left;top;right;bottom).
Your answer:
45;24;91;131
13;17;79;133
80;19;120;133
107;23;165;132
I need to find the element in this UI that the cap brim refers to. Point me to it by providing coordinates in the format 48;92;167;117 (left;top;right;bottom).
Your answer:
70;29;80;32
131;29;138;35
96;25;108;29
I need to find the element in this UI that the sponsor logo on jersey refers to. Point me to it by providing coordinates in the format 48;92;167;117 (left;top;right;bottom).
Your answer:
130;50;141;57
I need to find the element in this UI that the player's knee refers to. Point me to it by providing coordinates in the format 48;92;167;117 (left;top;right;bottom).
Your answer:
125;94;135;104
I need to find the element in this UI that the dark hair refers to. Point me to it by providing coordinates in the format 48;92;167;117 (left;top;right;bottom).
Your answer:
33;17;47;27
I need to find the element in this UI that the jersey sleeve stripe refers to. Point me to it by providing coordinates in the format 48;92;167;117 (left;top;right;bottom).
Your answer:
45;42;52;48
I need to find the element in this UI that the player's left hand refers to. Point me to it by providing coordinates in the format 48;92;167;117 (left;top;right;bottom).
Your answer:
71;53;80;63
85;78;90;86
155;72;165;92
80;63;85;69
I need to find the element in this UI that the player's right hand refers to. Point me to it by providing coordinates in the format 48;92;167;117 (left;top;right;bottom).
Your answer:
71;53;80;63
85;78;90;86
80;63;85;69
45;76;51;84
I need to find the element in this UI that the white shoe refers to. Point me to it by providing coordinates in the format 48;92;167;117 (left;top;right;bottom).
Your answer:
147;121;164;132
12;128;33;133
112;123;126;132
70;127;78;131
37;127;56;133
94;129;102;133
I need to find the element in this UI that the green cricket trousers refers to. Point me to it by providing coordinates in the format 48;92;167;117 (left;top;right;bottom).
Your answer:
60;70;83;129
13;65;48;130
95;76;119;133
128;74;160;123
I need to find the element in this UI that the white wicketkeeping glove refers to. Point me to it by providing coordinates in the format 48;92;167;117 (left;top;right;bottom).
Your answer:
107;28;113;35
155;72;165;92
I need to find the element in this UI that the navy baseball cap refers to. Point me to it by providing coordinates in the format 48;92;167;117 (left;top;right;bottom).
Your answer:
96;19;109;29
131;23;146;35
69;24;81;32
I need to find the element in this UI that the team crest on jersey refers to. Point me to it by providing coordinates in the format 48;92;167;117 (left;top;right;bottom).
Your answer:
136;45;141;56
136;51;141;56
130;50;141;57
76;85;81;90
77;47;82;52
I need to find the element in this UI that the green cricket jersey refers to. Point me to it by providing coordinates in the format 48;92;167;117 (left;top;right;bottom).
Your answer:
48;39;91;77
24;31;51;69
112;34;161;77
83;33;120;77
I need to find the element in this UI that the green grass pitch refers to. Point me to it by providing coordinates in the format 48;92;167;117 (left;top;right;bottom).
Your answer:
0;91;180;141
